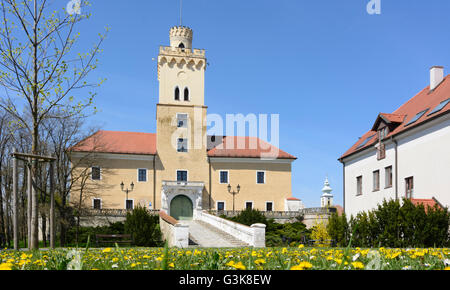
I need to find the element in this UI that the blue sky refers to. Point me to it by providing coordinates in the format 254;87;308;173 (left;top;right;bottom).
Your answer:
72;0;450;207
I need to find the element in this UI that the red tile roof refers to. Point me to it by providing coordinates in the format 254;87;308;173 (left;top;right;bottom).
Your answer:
410;198;443;212
340;75;450;160
70;130;157;155
70;131;296;160
286;197;301;201
207;136;297;160
332;205;344;216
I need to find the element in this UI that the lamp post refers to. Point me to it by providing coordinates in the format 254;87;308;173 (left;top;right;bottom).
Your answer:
227;184;241;213
120;181;135;210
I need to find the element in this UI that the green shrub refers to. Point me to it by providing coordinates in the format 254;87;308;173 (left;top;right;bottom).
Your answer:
124;206;163;247
327;212;350;247
329;198;450;248
65;222;125;247
230;208;268;226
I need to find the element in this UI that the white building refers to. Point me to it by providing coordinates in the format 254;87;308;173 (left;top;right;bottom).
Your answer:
339;66;450;217
321;177;334;208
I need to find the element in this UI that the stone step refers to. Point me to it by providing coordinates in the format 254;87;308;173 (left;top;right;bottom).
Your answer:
189;220;250;248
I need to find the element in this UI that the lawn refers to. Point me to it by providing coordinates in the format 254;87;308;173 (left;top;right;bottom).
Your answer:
1;246;449;270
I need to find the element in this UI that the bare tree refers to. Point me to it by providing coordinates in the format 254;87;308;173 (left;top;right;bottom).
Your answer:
0;110;12;246
41;111;102;246
0;0;107;249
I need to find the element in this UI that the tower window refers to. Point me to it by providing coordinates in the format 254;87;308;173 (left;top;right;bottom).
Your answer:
184;87;189;101
177;138;188;153
177;113;188;128
174;87;180;101
178;42;185;49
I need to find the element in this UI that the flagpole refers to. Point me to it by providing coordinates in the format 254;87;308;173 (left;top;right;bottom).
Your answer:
180;0;183;26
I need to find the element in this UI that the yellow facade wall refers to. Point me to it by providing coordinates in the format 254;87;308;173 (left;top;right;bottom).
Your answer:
210;161;292;212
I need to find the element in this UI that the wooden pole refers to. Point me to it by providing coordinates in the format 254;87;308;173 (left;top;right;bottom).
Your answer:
27;158;32;250
49;162;55;249
31;158;39;249
12;148;18;250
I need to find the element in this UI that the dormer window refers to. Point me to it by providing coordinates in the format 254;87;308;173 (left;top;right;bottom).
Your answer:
378;126;388;140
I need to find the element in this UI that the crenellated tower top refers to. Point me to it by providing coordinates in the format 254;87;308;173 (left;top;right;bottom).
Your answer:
170;26;193;49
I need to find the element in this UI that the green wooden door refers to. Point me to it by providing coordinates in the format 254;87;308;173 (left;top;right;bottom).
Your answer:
170;195;193;220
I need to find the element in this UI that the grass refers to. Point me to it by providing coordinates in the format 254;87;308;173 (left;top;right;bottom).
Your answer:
1;245;449;270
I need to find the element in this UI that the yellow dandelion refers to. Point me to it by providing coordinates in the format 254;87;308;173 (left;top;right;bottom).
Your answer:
352;261;364;269
254;259;266;265
0;263;13;270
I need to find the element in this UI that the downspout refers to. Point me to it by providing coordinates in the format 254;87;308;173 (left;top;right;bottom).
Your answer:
153;155;157;210
208;157;212;210
342;161;345;213
391;137;399;201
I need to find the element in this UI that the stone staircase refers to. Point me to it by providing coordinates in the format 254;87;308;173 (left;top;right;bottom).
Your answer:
182;220;250;248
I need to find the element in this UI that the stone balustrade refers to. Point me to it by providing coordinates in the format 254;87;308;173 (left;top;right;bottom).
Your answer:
196;211;266;247
159;211;189;248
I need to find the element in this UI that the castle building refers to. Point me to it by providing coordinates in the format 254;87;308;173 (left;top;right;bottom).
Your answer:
69;26;298;220
339;66;449;217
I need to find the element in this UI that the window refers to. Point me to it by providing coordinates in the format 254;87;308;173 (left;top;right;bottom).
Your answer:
219;171;229;184
174;87;180;101
266;202;273;212
177;114;188;128
138;169;147;182
257;171;265;184
378;127;388;140
177;138;188;153
184;88;189;101
178;42;185;49
91;166;101;180
177;170;188;182
428;98;450;116
245;202;253;210
385;166;393;188
356;176;363;196
373;170;380;191
377;143;386;160
405;177;414;199
93;199;101;210
357;135;375;149
405;109;429;126
217;202;225;211
126;200;134;210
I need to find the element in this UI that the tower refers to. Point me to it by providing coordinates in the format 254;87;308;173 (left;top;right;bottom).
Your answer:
321;177;334;208
156;26;209;216
158;26;206;106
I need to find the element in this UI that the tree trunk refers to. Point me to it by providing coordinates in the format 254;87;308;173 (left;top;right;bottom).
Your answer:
0;173;4;243
30;0;40;251
41;213;47;248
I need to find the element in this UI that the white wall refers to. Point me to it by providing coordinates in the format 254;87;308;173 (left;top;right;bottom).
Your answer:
343;114;450;217
397;116;450;206
344;142;396;218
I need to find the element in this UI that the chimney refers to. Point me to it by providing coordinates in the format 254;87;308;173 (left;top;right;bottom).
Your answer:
430;66;444;91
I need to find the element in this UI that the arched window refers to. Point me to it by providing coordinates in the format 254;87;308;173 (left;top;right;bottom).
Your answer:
184;87;189;101
174;87;180;101
178;43;185;49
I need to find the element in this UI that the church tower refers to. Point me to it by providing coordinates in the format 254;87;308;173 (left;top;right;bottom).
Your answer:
321;177;334;208
155;26;209;216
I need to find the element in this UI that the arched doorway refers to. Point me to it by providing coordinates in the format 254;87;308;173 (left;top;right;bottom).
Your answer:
170;195;193;220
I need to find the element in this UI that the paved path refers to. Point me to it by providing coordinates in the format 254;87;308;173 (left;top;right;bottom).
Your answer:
180;220;249;248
